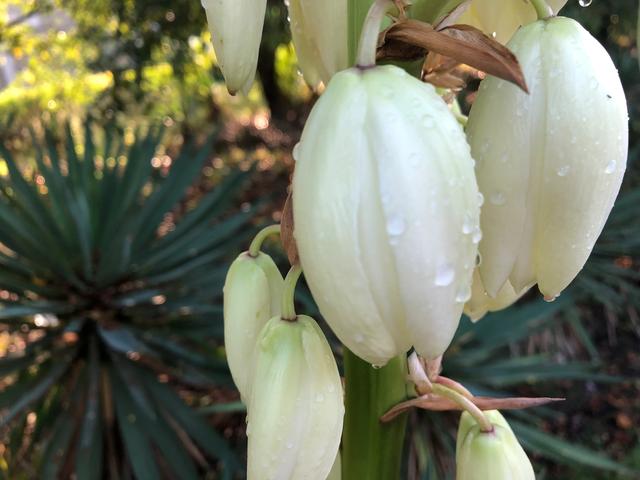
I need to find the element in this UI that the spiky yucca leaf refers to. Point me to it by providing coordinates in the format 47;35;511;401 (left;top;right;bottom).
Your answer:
0;122;253;478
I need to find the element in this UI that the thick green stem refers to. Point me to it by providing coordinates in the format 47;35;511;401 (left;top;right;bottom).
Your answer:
281;264;302;321
248;224;281;257
342;351;409;480
529;0;553;20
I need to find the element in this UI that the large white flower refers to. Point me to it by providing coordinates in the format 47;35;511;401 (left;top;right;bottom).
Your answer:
293;64;480;366
247;315;343;480
467;17;628;300
286;0;348;89
202;0;267;94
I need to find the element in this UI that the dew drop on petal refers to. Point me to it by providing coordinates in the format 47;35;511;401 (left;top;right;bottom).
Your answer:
462;215;474;234
315;393;325;402
471;227;482;244
604;160;616;174
477;192;485;207
435;263;455;287
455;284;472;303
372;364;382;370
354;333;365;344
556;165;570;177
386;215;406;236
578;0;592;6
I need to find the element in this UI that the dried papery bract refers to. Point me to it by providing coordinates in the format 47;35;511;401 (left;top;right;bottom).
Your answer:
467;17;628;301
286;0;348;89
223;252;283;401
293;63;480;366
202;0;267;94
456;410;535;480
247;315;344;480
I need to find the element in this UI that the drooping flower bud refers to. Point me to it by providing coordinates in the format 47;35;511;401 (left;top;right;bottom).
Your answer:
247;315;344;480
467;17;628;301
286;0;348;89
456;410;535;480
457;0;568;44
223;252;283;401
464;270;528;322
201;0;267;95
293;64;481;366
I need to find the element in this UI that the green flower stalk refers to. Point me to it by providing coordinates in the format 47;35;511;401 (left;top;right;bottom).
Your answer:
456;410;535;480
223;240;283;401
467;16;628;302
201;0;267;94
247;315;344;480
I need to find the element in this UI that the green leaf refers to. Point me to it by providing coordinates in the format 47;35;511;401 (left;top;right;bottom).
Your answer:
511;420;636;475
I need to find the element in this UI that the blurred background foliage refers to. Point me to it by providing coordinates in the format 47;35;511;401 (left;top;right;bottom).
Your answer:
0;0;638;479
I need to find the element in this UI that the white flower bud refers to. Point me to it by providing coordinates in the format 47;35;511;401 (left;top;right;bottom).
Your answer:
286;0;348;89
458;0;568;44
464;269;528;322
201;0;267;95
223;252;283;401
467;17;628;301
456;410;535;480
293;65;480;366
247;315;344;480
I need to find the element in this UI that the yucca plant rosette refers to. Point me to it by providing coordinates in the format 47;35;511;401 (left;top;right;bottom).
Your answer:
0;122;256;478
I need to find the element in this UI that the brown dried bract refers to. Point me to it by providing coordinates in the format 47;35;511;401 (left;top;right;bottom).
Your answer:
280;192;299;266
378;18;528;93
381;395;564;423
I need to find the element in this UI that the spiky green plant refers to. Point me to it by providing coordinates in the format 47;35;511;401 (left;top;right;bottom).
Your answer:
0;122;255;479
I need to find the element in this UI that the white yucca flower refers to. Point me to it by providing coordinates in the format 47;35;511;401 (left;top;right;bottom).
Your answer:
293;64;481;366
201;0;267;94
223;252;283;401
456;410;535;480
286;0;348;89
467;16;628;301
247;315;344;480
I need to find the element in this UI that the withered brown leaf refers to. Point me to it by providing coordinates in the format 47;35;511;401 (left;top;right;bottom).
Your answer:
280;191;299;266
380;19;528;92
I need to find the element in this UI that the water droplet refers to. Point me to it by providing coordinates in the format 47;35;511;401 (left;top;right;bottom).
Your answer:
315;393;325;402
354;333;364;344
286;442;294;449
471;227;482;244
544;294;558;302
477;192;485;207
490;191;506;206
372;364;382;370
556;165;570;177
500;152;509;164
328;384;336;393
435;264;455;286
292;143;301;161
455;284;472;303
604;160;616;174
578;0;592;6
475;252;483;267
462;215;474;234
386;215;406;237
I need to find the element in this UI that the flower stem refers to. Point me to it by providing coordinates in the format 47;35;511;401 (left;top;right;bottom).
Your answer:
248;224;281;257
529;0;553;20
342;351;408;480
356;0;395;67
281;264;302;321
432;384;493;433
